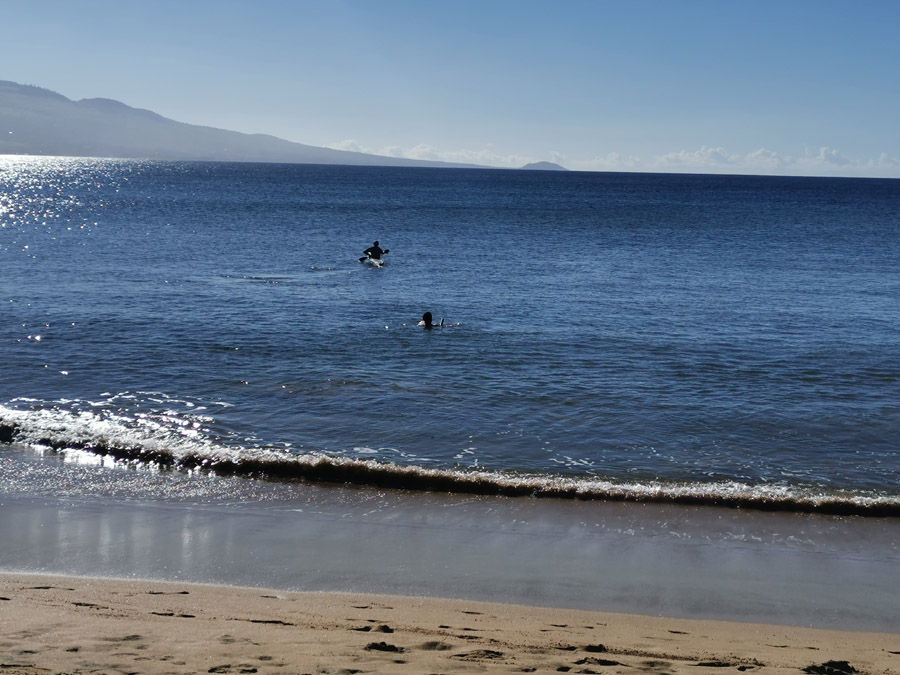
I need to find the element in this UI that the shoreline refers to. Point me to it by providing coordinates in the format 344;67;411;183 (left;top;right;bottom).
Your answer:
4;421;899;518
2;483;899;633
4;441;900;634
2;572;898;675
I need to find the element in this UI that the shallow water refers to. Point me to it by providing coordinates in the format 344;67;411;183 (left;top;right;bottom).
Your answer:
2;448;899;631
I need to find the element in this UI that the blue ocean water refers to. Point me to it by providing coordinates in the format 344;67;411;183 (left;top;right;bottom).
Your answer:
2;156;899;514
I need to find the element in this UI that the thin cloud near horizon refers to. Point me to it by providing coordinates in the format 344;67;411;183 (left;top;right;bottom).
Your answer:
328;140;900;177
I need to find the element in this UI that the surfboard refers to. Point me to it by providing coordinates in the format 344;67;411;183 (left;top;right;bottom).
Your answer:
359;248;389;266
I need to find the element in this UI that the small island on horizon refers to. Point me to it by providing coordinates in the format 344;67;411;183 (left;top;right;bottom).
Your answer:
520;161;568;171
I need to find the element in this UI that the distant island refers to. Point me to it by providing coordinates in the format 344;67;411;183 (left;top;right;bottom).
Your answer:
0;80;482;168
521;161;568;171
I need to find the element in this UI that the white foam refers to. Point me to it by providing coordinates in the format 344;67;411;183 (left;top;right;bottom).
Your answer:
2;401;898;516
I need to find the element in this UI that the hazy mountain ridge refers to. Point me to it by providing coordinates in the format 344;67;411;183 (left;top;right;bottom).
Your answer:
0;80;481;168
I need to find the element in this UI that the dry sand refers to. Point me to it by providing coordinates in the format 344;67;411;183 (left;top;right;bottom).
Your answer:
1;573;898;675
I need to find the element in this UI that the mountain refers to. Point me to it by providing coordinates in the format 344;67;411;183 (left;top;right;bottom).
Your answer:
521;161;568;171
0;80;480;168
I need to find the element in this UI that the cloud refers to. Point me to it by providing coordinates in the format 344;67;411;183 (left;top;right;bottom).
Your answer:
568;152;644;172
330;139;404;158
568;146;900;177
814;146;851;166
329;139;364;153
653;146;741;169
745;148;787;170
871;152;900;168
328;140;533;167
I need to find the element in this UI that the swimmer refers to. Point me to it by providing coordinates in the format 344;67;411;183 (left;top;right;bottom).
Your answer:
416;311;459;328
418;311;436;329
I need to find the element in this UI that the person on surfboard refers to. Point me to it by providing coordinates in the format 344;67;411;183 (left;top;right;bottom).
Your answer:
360;241;388;262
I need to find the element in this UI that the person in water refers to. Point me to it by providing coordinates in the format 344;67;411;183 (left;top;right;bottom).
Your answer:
363;241;388;260
417;311;459;328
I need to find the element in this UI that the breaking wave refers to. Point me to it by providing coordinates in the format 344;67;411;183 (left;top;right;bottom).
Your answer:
1;403;898;517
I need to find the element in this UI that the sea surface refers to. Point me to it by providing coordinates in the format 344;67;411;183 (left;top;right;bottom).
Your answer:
2;156;899;515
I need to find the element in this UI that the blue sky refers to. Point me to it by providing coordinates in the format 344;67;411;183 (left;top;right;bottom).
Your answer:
4;0;900;176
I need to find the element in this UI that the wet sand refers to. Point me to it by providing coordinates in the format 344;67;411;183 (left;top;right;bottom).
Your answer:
2;572;899;675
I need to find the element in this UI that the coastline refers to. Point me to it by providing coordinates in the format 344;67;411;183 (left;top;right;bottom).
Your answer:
2;572;898;675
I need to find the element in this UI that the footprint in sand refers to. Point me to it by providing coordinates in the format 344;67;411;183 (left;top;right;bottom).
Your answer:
351;624;394;633
220;634;262;646
207;665;259;673
642;659;676;672
804;661;859;675
576;656;623;667
452;649;505;661
419;641;453;651
100;634;144;642
244;618;294;626
364;641;403;653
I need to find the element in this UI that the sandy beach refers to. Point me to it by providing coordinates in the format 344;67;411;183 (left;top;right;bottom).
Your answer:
3;450;900;673
2;572;898;675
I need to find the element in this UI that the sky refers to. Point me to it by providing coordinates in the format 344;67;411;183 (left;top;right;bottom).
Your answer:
3;0;900;177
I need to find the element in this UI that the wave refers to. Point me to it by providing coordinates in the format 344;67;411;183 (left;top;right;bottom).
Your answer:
2;403;898;517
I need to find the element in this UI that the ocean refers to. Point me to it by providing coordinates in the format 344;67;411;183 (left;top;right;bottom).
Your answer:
2;156;899;516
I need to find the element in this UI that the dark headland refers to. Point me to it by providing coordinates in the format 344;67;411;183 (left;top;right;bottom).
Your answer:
0;80;480;168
